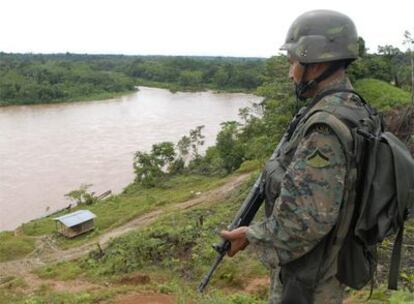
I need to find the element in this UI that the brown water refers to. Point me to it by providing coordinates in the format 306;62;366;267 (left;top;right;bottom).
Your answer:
0;87;262;231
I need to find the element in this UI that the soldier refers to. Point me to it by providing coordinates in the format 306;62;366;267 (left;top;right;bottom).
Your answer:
220;10;366;304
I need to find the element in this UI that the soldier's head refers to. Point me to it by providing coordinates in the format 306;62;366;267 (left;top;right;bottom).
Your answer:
281;10;359;100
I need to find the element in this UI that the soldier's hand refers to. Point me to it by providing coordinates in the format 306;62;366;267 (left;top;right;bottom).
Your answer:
220;226;249;257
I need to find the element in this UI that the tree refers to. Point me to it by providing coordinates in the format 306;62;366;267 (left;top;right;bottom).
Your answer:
403;31;414;103
378;45;403;86
177;135;191;158
65;184;97;205
151;142;176;168
133;142;176;187
212;67;229;87
133;151;163;187
216;121;245;173
358;37;367;57
178;70;203;87
189;125;205;158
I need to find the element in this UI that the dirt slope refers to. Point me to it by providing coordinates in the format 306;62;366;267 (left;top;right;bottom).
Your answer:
0;173;250;278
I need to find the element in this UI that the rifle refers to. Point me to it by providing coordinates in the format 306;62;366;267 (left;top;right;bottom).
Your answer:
198;133;289;293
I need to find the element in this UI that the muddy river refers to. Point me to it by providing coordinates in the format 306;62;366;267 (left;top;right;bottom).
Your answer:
0;87;262;231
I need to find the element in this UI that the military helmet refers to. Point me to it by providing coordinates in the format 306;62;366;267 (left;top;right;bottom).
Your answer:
281;10;359;64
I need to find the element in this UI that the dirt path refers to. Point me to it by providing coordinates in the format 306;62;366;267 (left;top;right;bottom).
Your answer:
0;173;250;278
115;293;176;304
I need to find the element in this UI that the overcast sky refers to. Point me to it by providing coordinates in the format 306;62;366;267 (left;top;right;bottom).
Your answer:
1;0;413;58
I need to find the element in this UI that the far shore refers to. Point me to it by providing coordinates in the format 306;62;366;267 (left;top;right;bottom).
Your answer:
0;83;257;108
0;89;138;108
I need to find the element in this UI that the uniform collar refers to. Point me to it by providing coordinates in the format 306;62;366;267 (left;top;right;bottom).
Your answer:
313;75;353;97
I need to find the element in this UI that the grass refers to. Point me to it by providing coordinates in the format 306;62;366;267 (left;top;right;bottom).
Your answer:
34;261;84;281
0;231;35;262
235;160;263;174
75;172;268;292
17;172;266;292
348;286;414;303
0;285;137;304
0;174;227;262
354;78;412;110
1;169;413;303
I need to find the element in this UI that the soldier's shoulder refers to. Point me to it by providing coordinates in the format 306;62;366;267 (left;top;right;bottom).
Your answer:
305;123;333;136
300;125;346;168
317;90;364;111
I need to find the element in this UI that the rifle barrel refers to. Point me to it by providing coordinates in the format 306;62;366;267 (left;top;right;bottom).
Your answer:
198;252;225;293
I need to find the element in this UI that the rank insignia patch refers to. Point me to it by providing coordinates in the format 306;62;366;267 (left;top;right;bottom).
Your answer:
306;149;331;168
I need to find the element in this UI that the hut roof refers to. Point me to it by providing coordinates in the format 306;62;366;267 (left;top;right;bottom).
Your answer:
54;210;96;228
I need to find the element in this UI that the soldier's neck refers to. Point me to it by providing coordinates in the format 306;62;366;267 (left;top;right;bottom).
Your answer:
309;69;349;97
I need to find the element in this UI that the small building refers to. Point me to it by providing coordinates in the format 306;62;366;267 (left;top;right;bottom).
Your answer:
54;210;96;238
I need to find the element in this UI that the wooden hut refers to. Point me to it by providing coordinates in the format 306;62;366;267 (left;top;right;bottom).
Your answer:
54;210;96;238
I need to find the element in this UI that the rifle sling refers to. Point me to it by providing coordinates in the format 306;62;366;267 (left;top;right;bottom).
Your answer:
388;223;405;290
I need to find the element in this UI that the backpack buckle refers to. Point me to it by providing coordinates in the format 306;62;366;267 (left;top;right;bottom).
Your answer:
356;129;377;140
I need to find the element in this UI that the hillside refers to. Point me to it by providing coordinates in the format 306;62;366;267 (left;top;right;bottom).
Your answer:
1;166;413;303
1;51;414;303
354;78;412;110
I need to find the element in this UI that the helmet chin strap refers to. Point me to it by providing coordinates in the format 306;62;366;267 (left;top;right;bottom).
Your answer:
294;61;345;102
295;64;312;102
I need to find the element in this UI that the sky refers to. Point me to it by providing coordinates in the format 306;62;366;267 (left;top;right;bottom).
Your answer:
0;0;413;58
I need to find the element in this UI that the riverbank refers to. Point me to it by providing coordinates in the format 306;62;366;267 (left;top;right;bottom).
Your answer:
0;87;260;231
135;78;256;94
0;82;257;108
0;88;138;107
0;53;265;107
1;166;413;303
1;174;228;258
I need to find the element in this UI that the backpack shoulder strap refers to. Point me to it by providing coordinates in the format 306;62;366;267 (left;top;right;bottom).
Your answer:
319;88;377;116
388;223;405;290
302;110;355;164
300;109;361;287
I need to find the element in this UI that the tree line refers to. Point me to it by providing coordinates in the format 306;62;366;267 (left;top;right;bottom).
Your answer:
0;39;412;106
0;53;265;105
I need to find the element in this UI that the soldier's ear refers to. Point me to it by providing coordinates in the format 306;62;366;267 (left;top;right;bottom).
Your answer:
308;63;330;80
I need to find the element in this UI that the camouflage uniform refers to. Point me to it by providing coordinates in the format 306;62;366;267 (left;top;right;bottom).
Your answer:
242;9;363;303
246;77;358;304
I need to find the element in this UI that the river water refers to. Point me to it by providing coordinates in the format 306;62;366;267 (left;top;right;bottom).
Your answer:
0;87;262;231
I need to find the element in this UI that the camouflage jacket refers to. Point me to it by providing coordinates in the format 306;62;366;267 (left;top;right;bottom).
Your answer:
246;76;362;270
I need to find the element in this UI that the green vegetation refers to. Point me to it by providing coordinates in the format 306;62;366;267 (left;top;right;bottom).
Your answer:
125;56;265;92
1;175;269;303
0;284;136;304
17;174;225;249
11;173;212;261
34;262;84;281
0;53;265;106
354;78;411;110
0;232;35;262
64;184;97;205
2;174;410;303
2;41;412;106
81;174;262;279
0;53;137;106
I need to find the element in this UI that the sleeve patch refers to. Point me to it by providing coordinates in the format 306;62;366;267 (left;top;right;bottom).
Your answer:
306;148;331;168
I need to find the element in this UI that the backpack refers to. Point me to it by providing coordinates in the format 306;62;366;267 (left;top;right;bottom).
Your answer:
322;90;414;291
276;89;413;303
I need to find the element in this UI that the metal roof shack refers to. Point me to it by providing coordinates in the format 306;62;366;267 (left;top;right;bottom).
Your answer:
54;210;96;238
